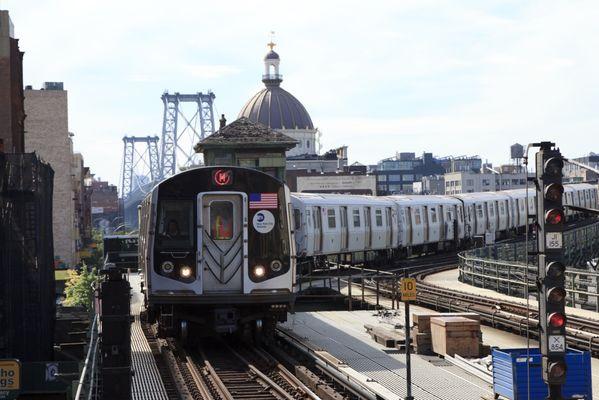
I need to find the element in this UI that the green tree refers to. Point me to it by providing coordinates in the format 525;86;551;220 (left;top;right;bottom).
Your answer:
64;266;98;310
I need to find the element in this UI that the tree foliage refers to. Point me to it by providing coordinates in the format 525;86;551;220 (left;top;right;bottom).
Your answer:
64;265;98;310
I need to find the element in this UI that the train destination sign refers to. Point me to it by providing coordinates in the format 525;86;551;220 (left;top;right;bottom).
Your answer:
0;359;20;400
400;278;417;302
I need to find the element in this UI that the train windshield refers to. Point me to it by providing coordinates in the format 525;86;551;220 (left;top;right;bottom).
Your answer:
157;200;194;249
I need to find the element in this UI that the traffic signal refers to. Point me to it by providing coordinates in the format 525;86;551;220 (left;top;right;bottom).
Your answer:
535;143;567;388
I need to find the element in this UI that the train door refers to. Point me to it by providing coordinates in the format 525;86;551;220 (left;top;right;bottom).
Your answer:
404;207;412;245
422;206;429;243
340;206;348;250
313;206;322;253
385;207;393;247
439;205;446;242
198;193;246;294
364;207;372;248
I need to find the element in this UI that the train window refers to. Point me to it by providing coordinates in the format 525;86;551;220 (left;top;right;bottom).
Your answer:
386;208;392;227
353;209;361;227
430;208;437;223
414;208;421;225
476;204;483;218
375;209;383;226
327;209;336;229
157;200;193;248
313;209;321;229
210;201;234;240
293;209;301;230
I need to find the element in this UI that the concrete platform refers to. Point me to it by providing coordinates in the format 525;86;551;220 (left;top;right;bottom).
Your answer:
129;273;169;400
425;267;599;321
282;310;495;400
424;268;599;399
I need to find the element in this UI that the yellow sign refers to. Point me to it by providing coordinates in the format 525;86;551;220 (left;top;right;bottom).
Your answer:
400;278;417;301
0;359;20;391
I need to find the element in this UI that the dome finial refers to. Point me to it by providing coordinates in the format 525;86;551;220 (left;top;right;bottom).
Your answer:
268;30;276;51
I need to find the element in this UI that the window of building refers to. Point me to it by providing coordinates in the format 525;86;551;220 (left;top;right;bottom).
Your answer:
375;209;383;226
327;208;336;229
353;209;360;227
483;179;490;186
388;174;401;181
388;184;401;192
403;174;414;182
306;140;310;148
398;161;413;170
466;179;474;186
430;207;437;223
377;174;387;182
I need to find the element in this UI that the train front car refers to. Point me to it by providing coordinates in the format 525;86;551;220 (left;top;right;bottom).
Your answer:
139;167;295;338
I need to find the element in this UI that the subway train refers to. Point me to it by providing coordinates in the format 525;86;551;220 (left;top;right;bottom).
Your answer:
138;166;295;338
291;183;598;259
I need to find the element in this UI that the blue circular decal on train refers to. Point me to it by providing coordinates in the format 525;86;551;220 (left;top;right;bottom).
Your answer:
253;210;275;233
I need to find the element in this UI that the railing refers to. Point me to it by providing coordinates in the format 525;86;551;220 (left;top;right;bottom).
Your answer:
458;220;599;311
262;74;283;81
74;314;99;400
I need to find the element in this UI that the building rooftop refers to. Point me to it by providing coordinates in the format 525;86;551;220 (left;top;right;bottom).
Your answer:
194;117;298;152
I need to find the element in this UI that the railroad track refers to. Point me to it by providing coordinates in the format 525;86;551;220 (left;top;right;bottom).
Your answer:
183;339;318;400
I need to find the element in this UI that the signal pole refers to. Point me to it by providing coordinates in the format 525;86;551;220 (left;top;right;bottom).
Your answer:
534;142;567;400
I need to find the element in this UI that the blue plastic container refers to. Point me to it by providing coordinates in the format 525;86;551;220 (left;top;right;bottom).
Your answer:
492;348;592;399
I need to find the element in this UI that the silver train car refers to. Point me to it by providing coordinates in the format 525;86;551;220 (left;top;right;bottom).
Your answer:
292;183;598;259
139;167;295;337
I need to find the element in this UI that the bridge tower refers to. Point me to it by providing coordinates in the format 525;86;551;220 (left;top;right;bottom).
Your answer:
160;91;216;178
121;136;160;199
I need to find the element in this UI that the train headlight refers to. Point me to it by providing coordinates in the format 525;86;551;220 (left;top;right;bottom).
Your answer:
253;265;266;278
270;260;282;272
161;261;174;274
180;265;192;278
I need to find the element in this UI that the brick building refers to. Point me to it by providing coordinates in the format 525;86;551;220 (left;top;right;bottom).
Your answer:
0;10;25;153
90;178;119;227
25;83;78;267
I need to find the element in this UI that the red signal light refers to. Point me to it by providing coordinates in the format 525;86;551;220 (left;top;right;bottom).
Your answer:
547;287;567;303
548;312;566;328
545;209;564;225
544;183;564;202
548;361;567;379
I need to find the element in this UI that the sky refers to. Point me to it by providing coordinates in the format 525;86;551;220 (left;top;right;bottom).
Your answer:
5;0;599;190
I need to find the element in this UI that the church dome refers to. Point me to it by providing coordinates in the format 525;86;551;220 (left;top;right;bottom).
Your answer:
238;86;314;130
238;43;314;130
264;50;279;60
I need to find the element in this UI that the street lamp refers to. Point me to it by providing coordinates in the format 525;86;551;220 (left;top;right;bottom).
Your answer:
484;165;502;191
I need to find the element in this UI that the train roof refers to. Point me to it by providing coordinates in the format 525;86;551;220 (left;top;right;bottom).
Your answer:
290;193;394;206
384;195;461;206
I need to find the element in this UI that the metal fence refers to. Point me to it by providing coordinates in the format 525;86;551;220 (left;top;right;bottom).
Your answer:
0;153;55;361
458;220;599;311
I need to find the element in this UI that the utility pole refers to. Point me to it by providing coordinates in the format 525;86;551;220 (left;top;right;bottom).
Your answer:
534;142;567;399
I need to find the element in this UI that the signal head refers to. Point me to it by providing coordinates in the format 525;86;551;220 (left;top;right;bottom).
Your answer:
548;312;566;329
547;287;567;304
544;183;564;202
547;360;567;380
545;209;565;225
546;261;565;279
544;156;564;176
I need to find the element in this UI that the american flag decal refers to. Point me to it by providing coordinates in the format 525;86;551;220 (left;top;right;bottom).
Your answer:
249;193;278;209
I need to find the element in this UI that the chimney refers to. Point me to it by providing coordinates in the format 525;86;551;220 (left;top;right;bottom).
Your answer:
219;114;226;129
